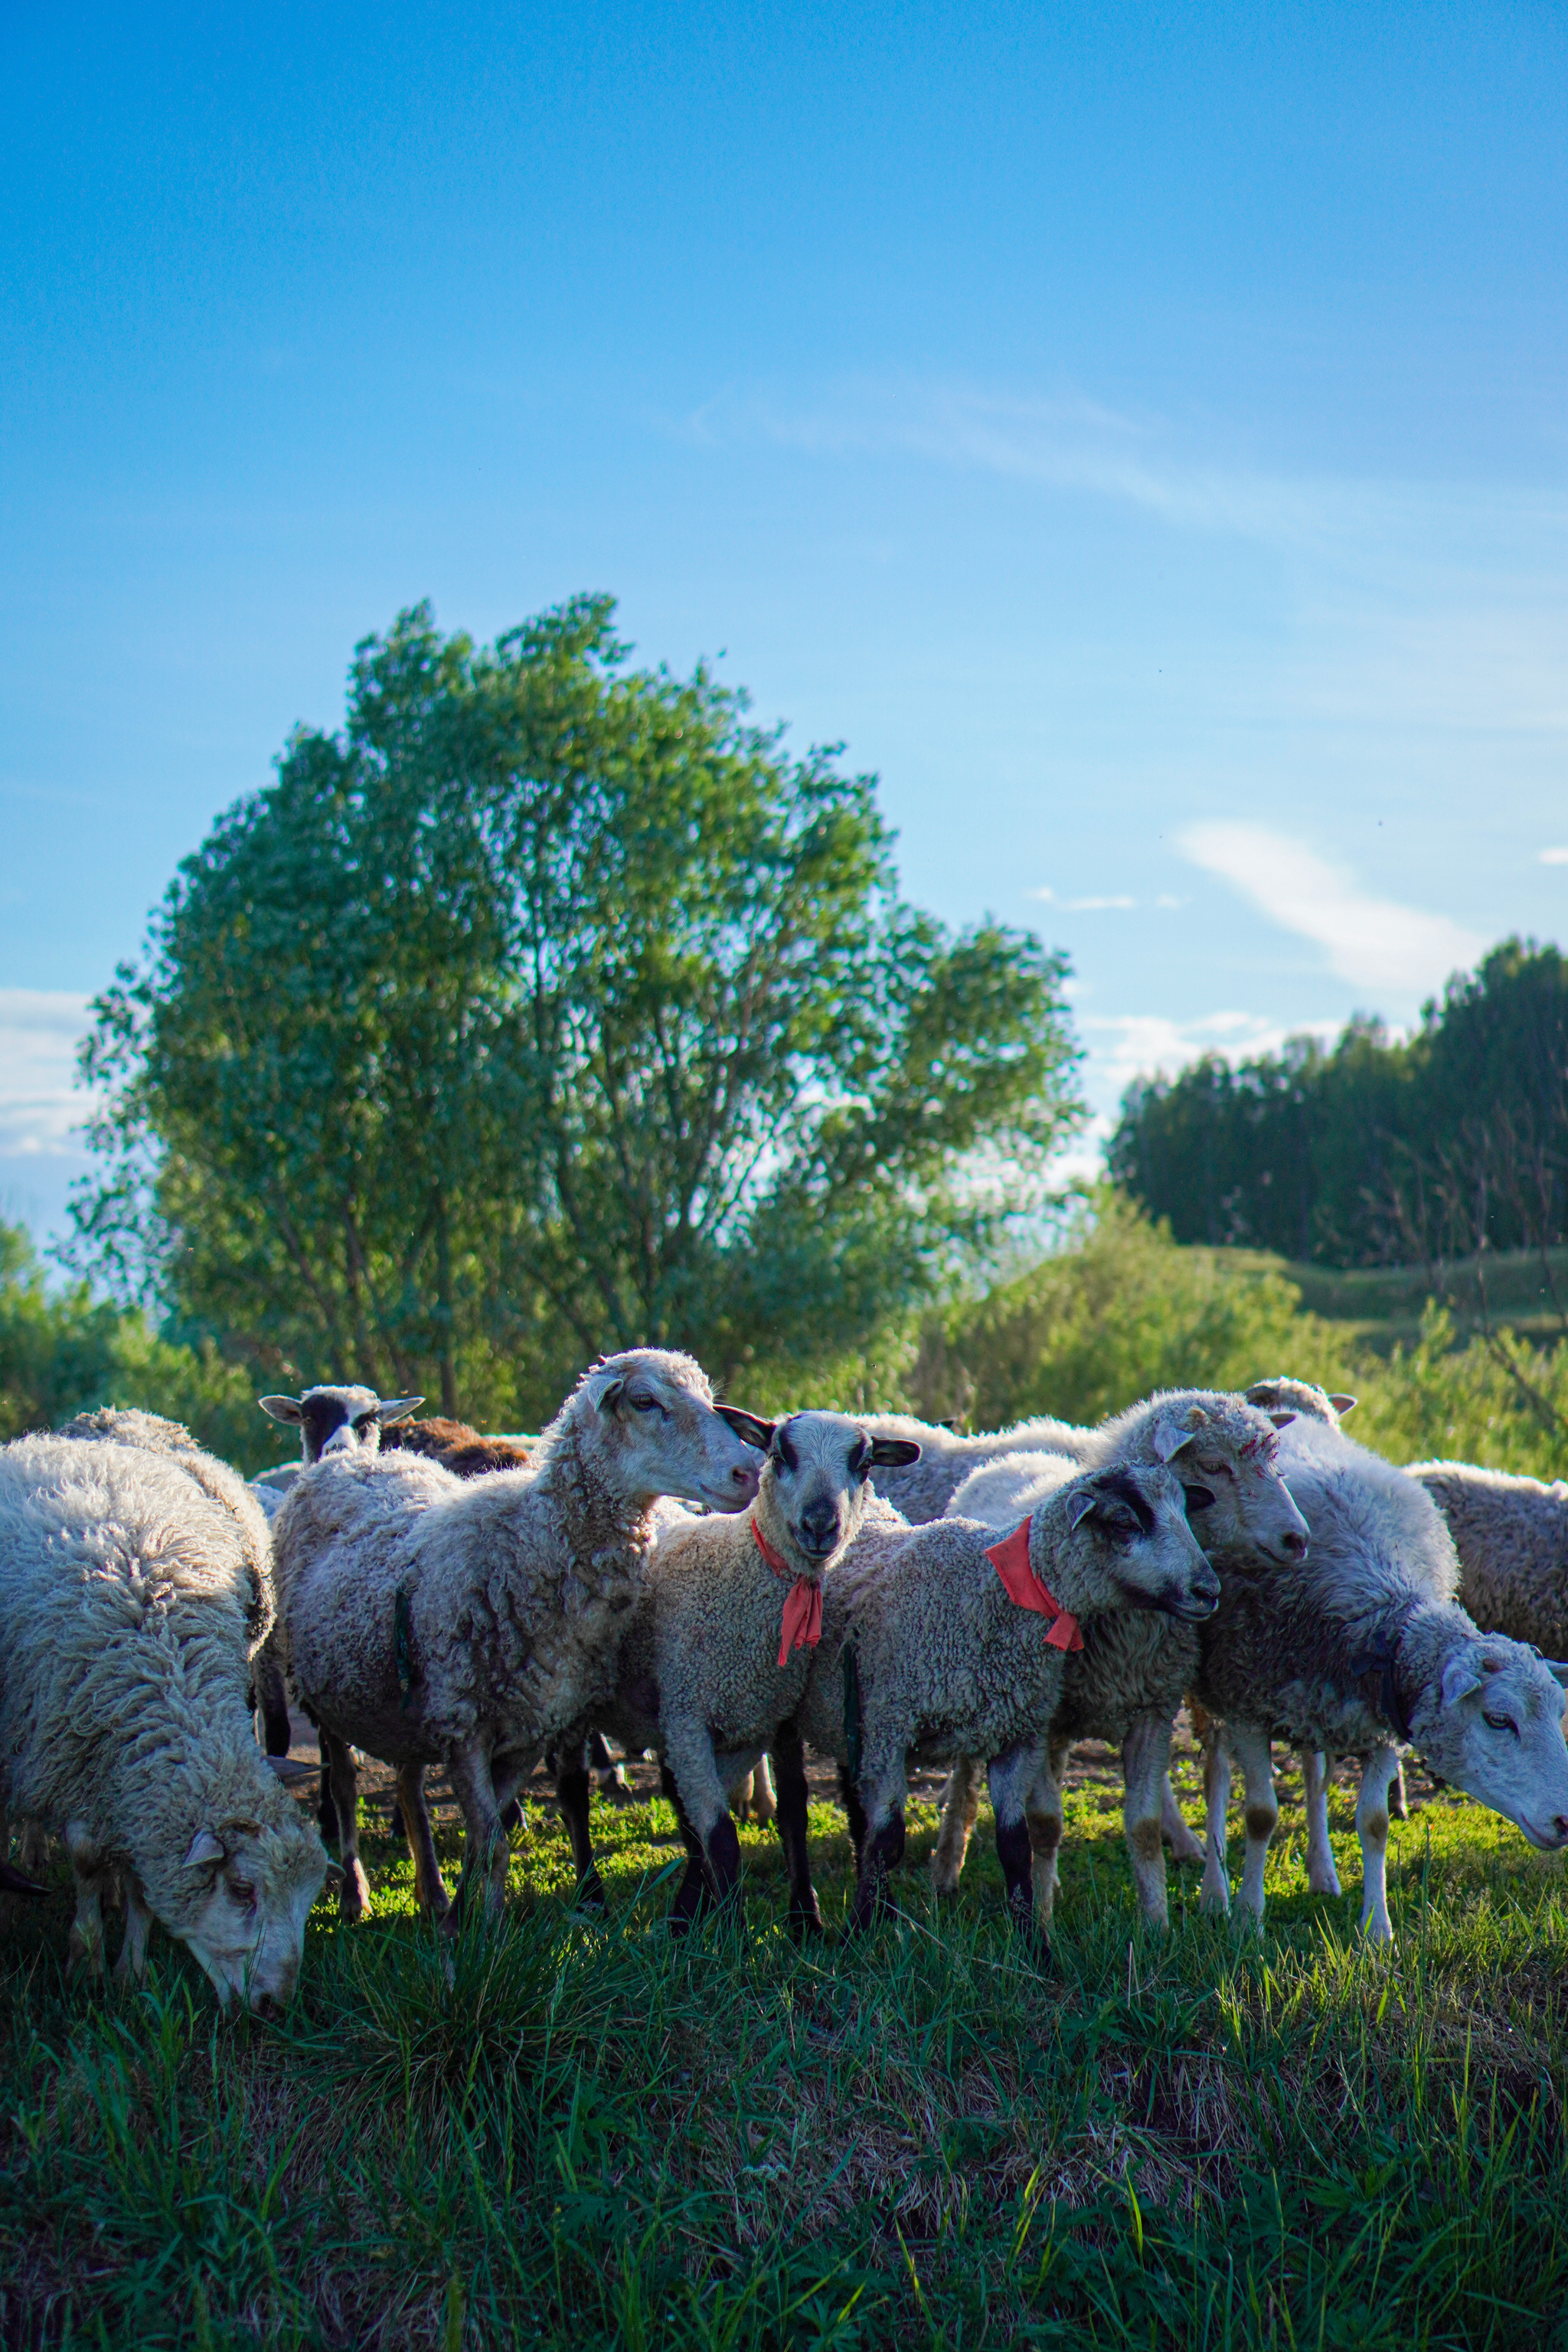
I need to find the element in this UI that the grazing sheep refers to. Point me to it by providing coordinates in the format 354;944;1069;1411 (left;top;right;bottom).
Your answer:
933;1390;1310;1928
271;1350;764;1929
558;1412;920;1932
1194;1412;1568;1940
0;1432;328;2007
1406;1460;1568;1656
792;1465;1221;1939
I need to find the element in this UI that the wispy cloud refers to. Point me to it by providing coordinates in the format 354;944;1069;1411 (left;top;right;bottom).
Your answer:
682;376;1568;568
1067;894;1136;912
0;991;96;1159
1541;847;1568;866
1178;825;1485;998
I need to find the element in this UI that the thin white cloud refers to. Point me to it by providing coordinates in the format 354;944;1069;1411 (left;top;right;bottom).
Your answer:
0;991;96;1158
1541;847;1568;866
1178;825;1485;999
1067;894;1136;912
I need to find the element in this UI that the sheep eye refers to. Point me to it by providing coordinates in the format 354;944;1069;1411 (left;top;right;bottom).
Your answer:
1482;1711;1519;1738
228;1880;256;1906
1195;1460;1233;1480
629;1393;663;1416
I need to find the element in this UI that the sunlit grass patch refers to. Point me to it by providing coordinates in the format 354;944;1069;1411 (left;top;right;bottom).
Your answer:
3;1777;1568;2348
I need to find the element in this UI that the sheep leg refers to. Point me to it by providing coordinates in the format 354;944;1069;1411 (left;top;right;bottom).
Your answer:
395;1764;450;1921
444;1741;511;1929
660;1765;713;1929
1300;1748;1342;1896
554;1755;606;1909
114;1877;154;1984
1233;1726;1278;1925
1123;1714;1174;1929
1017;1742;1067;1923
1355;1746;1402;1946
989;1743;1050;1948
848;1754;907;1936
321;1732;371;1922
837;1765;869;1867
748;1753;777;1824
662;1726;743;1920
253;1651;293;1759
1390;1756;1409;1821
1198;1730;1233;1916
18;1819;50;1877
64;1824;108;1973
1160;1770;1205;1863
588;1729;631;1799
769;1731;822;1938
931;1754;982;1897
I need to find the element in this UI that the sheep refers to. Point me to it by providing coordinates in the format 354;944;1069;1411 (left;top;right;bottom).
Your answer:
378;1415;634;1803
270;1350;765;1929
254;1384;425;1792
1406;1460;1568;1656
931;1390;1311;1928
0;1430;329;2007
791;1464;1221;1940
1193;1410;1568;1940
855;1411;1106;1526
555;1412;920;1932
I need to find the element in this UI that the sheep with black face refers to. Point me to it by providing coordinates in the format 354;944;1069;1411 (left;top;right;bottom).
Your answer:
558;1410;920;1932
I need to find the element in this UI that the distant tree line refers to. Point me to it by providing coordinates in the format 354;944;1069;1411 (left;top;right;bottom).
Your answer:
1109;939;1568;1276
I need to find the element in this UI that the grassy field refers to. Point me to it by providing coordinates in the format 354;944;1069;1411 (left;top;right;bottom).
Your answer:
1223;1241;1568;1359
4;1765;1568;2351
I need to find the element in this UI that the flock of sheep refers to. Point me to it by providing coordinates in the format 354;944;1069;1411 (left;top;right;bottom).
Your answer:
2;1348;1567;2015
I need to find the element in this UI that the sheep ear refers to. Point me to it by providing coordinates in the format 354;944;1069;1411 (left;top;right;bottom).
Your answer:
1328;1394;1358;1416
182;1828;227;1870
375;1396;424;1426
1266;1411;1296;1430
1152;1419;1195;1463
259;1396;303;1425
1440;1653;1482;1709
596;1377;626;1415
1067;1488;1099;1528
870;1438;922;1467
264;1756;316;1785
715;1405;774;1452
1543;1659;1568;1688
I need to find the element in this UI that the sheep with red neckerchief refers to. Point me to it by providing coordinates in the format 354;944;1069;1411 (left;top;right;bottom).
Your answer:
929;1389;1310;1929
791;1460;1222;1942
554;1410;920;1933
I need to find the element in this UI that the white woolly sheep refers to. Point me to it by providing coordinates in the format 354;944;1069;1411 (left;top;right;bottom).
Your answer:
1194;1411;1568;1941
270;1349;764;1929
0;1431;328;2007
557;1410;920;1932
933;1390;1310;1928
792;1464;1220;1941
1406;1459;1568;1657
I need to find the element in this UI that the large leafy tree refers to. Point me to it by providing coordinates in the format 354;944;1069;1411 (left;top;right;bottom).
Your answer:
74;598;1080;1419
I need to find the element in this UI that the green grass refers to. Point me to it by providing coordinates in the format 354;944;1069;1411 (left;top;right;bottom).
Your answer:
1218;1240;1568;1357
4;1779;1568;2350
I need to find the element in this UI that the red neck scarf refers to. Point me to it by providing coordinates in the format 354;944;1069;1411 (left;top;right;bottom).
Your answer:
984;1521;1083;1651
753;1519;825;1667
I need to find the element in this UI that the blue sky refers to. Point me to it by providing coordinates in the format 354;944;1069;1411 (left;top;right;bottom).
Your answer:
3;2;1566;1240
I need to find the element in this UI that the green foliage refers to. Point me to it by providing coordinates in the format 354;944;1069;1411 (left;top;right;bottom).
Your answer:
1345;1305;1568;1475
5;1765;1568;2347
72;598;1079;1424
1110;936;1568;1269
903;1188;1329;1430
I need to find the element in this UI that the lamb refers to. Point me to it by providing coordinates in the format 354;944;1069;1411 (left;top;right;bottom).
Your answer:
1193;1411;1568;1940
792;1464;1221;1939
1406;1460;1568;1657
931;1390;1311;1928
0;1430;328;2007
557;1412;920;1932
270;1349;764;1928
